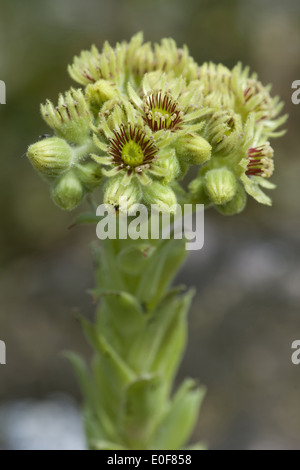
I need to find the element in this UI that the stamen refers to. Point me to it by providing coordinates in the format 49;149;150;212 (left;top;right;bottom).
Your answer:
143;91;183;132
107;124;158;173
246;143;274;178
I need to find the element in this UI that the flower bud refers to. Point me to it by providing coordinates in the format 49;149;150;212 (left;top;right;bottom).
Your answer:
75;162;103;191
216;184;247;215
103;175;142;214
188;176;211;205
85;79;119;109
142;181;177;213
51;171;84;211
27;137;72;177
176;134;212;165
204;168;237;205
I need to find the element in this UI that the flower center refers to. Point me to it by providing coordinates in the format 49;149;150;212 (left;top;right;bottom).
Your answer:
121;140;145;166
108;124;157;172
246;143;274;178
143;91;183;132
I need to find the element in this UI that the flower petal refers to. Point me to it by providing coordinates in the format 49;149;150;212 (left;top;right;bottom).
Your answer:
240;173;272;205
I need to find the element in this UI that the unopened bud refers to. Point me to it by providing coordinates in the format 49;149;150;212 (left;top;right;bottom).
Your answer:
52;171;84;211
85;79;119;109
142;181;177;213
188;176;211;205
204;168;237;205
177;134;212;165
216;184;247;215
27;137;72;177
104;175;141;214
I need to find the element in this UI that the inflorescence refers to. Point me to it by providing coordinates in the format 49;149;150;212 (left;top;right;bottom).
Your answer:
27;33;287;214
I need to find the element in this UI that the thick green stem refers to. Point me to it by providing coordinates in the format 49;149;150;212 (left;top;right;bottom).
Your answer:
69;233;205;450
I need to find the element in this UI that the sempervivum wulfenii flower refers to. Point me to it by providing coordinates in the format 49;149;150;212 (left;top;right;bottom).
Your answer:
127;72;212;169
128;72;208;134
91;99;173;180
27;33;287;214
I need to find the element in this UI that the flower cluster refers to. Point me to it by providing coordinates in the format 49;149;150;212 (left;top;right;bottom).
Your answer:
27;33;287;214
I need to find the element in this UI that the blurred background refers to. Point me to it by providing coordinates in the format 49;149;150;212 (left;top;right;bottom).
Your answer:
0;0;299;450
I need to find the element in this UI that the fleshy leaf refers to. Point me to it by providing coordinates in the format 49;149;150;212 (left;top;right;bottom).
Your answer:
120;375;166;449
150;379;206;450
